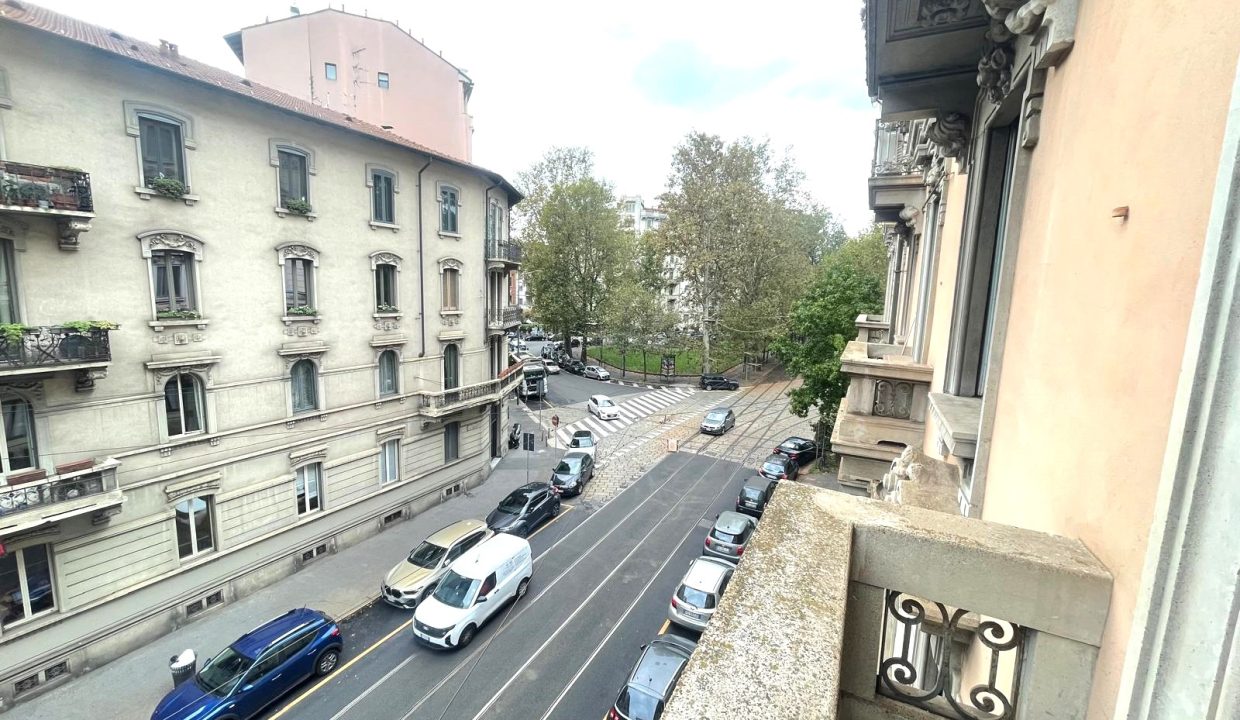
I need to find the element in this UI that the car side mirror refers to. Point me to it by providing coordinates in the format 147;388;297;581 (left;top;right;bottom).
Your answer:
477;596;488;604
640;643;648;650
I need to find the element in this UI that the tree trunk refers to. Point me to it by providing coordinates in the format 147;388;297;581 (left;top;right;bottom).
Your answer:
702;316;712;374
643;349;648;380
621;351;626;378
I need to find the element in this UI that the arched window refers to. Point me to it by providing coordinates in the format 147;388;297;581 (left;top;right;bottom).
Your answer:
291;359;319;412
441;267;460;310
443;344;459;390
440;185;459;233
378;350;399;397
164;373;205;436
1;395;38;473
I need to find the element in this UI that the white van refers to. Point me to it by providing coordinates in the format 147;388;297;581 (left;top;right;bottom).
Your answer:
411;533;534;649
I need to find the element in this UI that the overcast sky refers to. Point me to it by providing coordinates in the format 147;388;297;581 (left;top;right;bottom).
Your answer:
38;0;876;231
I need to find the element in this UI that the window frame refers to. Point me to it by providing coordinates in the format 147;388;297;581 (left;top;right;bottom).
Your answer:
438;184;460;235
377;349;400;398
378;439;400;484
174;495;216;560
324;62;338;81
365;165;401;229
138;115;187;188
276;243;320;316
295;462;323;515
377;71;390;89
268;140;317;217
138;231;207;322
443;344;460;391
0;543;56;628
0;238;19;326
0;392;39;476
290;358;321;414
124;102;197;196
441;266;460;311
375;264;398;311
163;372;207;438
444;421;460;462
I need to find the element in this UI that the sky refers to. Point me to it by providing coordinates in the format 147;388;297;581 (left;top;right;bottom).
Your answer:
35;0;877;231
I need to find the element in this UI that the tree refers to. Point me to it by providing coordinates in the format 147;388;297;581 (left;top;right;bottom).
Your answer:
772;226;887;429
514;146;595;246
604;279;677;376
523;178;629;360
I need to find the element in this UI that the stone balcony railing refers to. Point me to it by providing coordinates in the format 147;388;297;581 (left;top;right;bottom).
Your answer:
869;118;932;219
0;460;124;537
855;313;890;343
831;340;933;492
488;305;523;330
419;362;525;418
0;160;95;249
665;483;1112;720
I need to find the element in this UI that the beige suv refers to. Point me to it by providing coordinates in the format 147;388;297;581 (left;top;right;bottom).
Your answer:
382;519;492;609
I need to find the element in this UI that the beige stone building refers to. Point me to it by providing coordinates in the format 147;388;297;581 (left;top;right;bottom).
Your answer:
669;1;1240;719
0;2;521;706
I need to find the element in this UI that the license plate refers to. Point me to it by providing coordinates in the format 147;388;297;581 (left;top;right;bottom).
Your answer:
743;501;756;507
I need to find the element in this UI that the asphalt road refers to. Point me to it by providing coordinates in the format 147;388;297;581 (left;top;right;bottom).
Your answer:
258;379;798;720
521;341;651;411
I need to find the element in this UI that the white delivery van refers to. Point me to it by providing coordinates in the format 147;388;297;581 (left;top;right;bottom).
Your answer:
411;533;533;649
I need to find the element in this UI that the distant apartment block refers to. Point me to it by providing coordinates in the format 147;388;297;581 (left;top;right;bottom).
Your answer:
225;7;475;161
619;195;691;326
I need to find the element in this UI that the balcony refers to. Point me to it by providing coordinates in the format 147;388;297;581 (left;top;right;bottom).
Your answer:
419;367;523;418
869;119;932;221
831;340;932;493
0;161;95;249
665;483;1112;720
487;305;523;332
486;240;522;269
0;326;115;391
855;313;890;343
0;460;124;537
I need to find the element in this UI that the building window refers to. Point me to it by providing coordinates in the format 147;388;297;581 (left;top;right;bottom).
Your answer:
443;344;460;390
377;72;390;89
0;544;55;627
378;350;399;397
277;149;309;209
138;115;186;187
444;422;460;462
174;496;215;558
290;359;319;413
375;263;397;311
441;268;460;310
324;62;337;81
284;257;315;312
440;186;459;233
295;463;322;515
164;373;205;437
0;240;18;325
151;250;197;314
379;439;399;484
372;171;395;224
1;395;37;474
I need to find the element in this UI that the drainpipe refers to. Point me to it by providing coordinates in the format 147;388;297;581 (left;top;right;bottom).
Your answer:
482;181;499;374
416;159;433;357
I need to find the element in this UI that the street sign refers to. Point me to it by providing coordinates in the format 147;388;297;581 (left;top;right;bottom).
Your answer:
522;432;536;451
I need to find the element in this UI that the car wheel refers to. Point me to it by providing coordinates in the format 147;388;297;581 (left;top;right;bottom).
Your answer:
457;624;477;649
314;648;340;676
516;577;530;600
421;583;438;604
551;500;561;517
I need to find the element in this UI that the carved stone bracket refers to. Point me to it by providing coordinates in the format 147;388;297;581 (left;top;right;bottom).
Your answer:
74;368;108;392
977;17;1015;104
57;219;91;251
1021;68;1048;148
926;112;972;159
982;0;1077;69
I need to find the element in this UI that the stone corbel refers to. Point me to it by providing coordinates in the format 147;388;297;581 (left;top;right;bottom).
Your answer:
57;218;91;251
984;0;1077;69
926;112;972;159
977;18;1015;104
1021;69;1048;149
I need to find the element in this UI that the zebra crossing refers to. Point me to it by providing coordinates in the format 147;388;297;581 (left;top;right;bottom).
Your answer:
555;386;696;446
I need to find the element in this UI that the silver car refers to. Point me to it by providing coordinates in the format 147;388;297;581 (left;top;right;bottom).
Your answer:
703;511;756;563
668;556;735;631
700;407;736;435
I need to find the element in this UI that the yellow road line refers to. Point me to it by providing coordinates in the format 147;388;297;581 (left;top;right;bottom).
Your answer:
658;619;670;635
528;503;574;539
269;618;413;719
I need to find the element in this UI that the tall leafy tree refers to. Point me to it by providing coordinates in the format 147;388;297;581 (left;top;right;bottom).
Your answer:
604;279;677;375
514;146;595;245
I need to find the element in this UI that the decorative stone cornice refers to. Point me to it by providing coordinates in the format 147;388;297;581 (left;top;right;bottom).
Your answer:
138;229;205;260
926;112;971;159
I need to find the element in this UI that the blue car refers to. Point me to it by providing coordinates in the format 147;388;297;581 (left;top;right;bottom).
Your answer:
150;608;342;720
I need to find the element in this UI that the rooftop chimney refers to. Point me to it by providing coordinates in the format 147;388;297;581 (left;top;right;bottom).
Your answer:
290;5;300;14
158;39;179;60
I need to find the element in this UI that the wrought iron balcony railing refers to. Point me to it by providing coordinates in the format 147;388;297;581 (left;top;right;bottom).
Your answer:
0;326;113;372
486;241;522;265
0;471;111;519
0;161;94;213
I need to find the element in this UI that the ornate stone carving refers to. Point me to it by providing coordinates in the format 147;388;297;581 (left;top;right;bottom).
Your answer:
57;219;92;250
74;368;108;392
983;0;1077;69
977;18;1015;104
925;112;971;159
873;380;915;419
164;475;221;503
370;251;402;270
283;323;321;337
138;230;205;259
438;257;463;271
275;242;320;266
1021;69;1048;148
918;0;972;26
374;319;400;332
440;314;461;327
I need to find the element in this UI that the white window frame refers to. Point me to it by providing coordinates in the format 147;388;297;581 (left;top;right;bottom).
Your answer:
370;251;402;314
0;391;40;477
437;183;461;236
294;462;323;515
268;139;318;218
378;439;400;484
276;243;320;317
124;101;197;201
137;230;206;323
0;544;56;628
376;348;401;398
174;495;216;560
162;371;207;438
365;164;401;230
439;258;462;312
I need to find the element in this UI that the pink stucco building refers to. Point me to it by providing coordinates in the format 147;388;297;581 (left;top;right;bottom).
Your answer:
225;8;474;161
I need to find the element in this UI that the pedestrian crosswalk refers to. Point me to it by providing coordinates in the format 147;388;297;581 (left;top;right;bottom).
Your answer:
556;387;696;446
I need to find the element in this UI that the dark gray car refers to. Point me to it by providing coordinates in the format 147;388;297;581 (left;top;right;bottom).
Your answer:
699;407;735;435
610;634;698;720
485;482;560;536
550;451;594;497
703;511;757;563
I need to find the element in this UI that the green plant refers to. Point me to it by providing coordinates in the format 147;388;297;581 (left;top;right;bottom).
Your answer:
286;305;318;317
60;320;118;333
285;198;313;216
375;304;399;313
149;175;187;199
157;309;201;320
1;177;19;204
18;182;50;204
0;323;31;343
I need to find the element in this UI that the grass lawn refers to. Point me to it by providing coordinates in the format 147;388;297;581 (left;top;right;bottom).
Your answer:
587;346;741;376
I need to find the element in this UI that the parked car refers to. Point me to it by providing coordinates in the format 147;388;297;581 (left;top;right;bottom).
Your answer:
528;330;545;341
703;511;757;563
736;476;777;517
381;520;492;609
608;634;698;720
773;436;817;465
551;451;595;497
758;453;799;482
411;534;533;649
566;360;586;375
588;394;621;420
699;407;736;435
543;359;561;374
668;556;735;632
567;429;598;458
150;608;342;720
485;482;561;537
699;374;739;391
584;365;612;381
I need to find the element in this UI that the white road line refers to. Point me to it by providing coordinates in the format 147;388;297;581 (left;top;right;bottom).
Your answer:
328;654;418;720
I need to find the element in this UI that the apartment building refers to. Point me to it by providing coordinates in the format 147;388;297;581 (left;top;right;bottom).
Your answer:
620;194;690;324
668;2;1238;719
225;7;476;161
0;2;522;707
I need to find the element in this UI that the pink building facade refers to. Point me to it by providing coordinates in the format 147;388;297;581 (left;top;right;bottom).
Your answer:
225;8;474;161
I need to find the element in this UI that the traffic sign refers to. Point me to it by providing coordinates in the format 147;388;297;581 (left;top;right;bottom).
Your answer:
522;432;536;451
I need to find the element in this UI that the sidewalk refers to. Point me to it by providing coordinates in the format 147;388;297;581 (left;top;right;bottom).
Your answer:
18;415;561;720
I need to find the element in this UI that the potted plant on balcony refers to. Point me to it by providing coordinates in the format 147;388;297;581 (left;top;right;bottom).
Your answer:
1;177;19;205
18;182;50;208
286;305;318;317
285;198;313;216
376;304;399;314
149;174;187;199
156;309;201;320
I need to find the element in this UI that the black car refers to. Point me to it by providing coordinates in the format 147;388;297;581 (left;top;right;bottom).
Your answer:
529;331;545;341
485;483;561;537
610;634;698;720
758;453;799;482
699;374;739;391
550;451;594;497
773;436;817;465
736;475;777;517
566;360;586;375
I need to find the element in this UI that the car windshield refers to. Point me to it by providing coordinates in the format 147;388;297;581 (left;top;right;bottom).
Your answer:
617;686;663;720
598;398;615;407
433;570;480;609
712;528;741;544
763;461;785;475
498;494;529;514
741;486;763;500
570;435;594;448
555;458;582;474
706;412;727;422
780;440;800;451
407;540;448;569
196;646;253;695
677;584;714;609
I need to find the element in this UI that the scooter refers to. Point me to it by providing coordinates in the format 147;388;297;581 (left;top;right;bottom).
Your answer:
507;423;521;449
